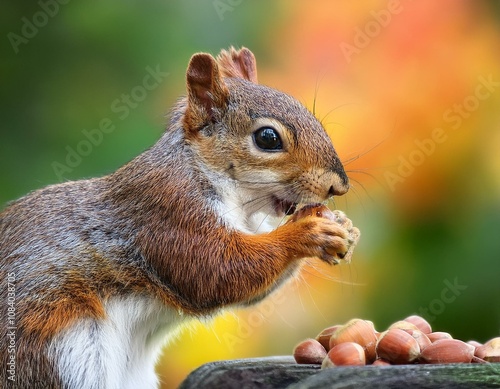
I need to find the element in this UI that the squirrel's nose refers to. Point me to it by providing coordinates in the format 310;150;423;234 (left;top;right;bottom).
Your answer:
327;157;349;197
328;183;349;197
328;170;349;197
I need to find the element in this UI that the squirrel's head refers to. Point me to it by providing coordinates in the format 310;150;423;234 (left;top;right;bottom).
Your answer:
183;47;349;218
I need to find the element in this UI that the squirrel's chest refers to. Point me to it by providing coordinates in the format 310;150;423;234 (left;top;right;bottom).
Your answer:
50;296;189;389
213;184;278;234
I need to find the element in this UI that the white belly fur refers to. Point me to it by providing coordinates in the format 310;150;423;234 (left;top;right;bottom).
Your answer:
49;296;189;389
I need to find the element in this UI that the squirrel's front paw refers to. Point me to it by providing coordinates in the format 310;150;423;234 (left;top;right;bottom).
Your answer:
326;209;360;263
288;204;360;264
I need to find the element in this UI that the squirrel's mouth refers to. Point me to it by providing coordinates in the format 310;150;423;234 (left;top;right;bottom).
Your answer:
272;196;297;216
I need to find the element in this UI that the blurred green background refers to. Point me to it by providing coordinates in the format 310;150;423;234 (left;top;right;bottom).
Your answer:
2;1;500;387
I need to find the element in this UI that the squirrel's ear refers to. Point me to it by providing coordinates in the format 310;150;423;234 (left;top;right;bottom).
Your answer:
185;53;229;130
216;47;258;83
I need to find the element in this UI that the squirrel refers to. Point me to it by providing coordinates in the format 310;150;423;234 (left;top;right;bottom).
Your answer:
0;47;358;389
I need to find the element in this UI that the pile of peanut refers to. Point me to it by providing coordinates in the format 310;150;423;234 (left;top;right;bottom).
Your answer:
293;315;500;368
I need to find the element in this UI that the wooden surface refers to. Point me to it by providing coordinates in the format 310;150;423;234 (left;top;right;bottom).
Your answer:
179;356;500;389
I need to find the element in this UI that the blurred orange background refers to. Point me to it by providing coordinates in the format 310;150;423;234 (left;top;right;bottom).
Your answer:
2;1;500;388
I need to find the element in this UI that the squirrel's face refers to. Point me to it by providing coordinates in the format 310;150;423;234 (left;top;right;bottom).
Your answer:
184;48;349;218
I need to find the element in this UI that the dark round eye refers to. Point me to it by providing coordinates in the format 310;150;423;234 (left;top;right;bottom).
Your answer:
253;127;283;151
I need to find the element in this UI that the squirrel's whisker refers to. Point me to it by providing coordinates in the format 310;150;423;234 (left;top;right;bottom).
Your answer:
342;133;391;167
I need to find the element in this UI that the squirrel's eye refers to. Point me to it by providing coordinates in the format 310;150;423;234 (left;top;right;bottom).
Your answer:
253;127;283;151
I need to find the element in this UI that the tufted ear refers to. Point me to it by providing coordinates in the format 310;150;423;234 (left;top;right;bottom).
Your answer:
216;47;258;83
184;52;229;133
